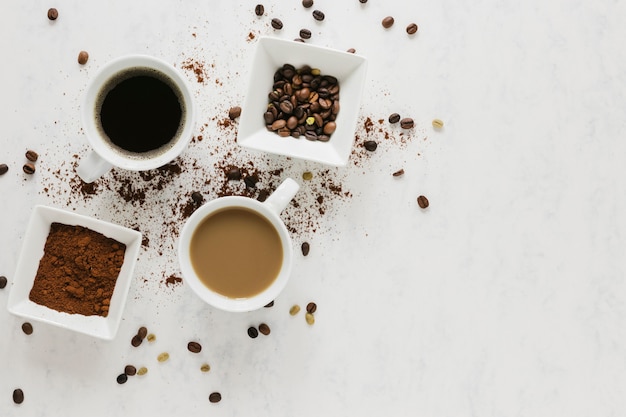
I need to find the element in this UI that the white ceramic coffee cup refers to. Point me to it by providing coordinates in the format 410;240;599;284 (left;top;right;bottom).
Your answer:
76;55;196;183
178;178;300;312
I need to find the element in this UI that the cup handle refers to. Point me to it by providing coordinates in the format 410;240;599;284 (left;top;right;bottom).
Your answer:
75;151;113;183
264;178;300;215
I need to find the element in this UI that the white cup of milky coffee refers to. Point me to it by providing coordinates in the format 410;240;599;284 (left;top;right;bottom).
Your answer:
76;55;196;183
178;178;300;312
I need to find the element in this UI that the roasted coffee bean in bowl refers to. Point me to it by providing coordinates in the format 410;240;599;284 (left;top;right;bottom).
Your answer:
238;37;367;166
7;205;142;340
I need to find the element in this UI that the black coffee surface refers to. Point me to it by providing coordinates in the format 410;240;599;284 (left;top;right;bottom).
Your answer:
100;74;182;153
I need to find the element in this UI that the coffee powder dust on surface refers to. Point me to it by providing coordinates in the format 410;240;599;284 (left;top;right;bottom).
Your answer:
29;223;126;316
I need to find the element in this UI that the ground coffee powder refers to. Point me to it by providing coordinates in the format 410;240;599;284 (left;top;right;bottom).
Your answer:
29;223;126;316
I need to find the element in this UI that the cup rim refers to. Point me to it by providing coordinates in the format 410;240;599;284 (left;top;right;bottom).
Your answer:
80;54;196;171
178;196;293;312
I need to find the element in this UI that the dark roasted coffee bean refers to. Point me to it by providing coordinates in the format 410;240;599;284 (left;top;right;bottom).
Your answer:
137;326;148;339
400;118;414;129
382;16;395;28
209;392;222;403
318;134;330;142
0;164;8;175
277;128;291;137
78;50;89;65
247;326;259;338
301;242;310;256
228;106;242;120
25;150;39;162
264;300;275;308
257;189;269;202
323;122;336;135
188;341;202;353
13;388;24;404
388;113;401;124
271;119;287;130
21;322;33;335
306;302;317;314
264;111;275;124
47;8;59;20
287;116;298;130
22;163;35;174
359;0;368;3
254;4;264;16
124;365;137;376
191;192;204;204
407;23;418;35
279;100;293;114
258;323;271;335
131;335;143;347
244;175;259;188
227;167;242;180
346;48;356;53
392;169;405;177
300;28;312;39
294;38;305;42
305;131;318;141
0;275;7;289
364;140;378;151
117;373;128;384
271;18;283;30
417;195;429;209
312;10;325;21
302;0;313;8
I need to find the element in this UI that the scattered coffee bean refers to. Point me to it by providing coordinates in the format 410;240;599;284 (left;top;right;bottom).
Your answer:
271;18;283;30
146;333;156;342
0;164;8;175
364;140;378;151
227;166;242;180
301;242;310;256
188;341;202;353
302;0;314;8
209;392;222;403
306;302;317;314
254;4;264;16
157;352;170;362
302;171;313;181
417;195;429;209
77;50;89;65
137;326;148;339
131;335;143;347
264;300;274;308
25;150;39;162
47;8;58;20
407;23;418;35
294;38;305;43
124;365;137;376
116;373;128;384
346;48;356;54
200;363;211;372
13;388;24;404
0;275;7;289
257;189;269;202
247;326;259;338
244;174;258;188
382;16;395;28
388;113;401;124
21;322;33;335
305;312;315;325
137;367;148;375
359;0;368;3
312;10;325;21
289;305;301;315
432;118;444;129
299;28;312;39
191;192;204;204
400;118;414;129
23;163;35;174
392;169;405;177
258;323;271;335
228;106;242;120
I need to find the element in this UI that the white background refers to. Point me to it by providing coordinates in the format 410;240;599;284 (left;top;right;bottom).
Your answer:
2;0;626;416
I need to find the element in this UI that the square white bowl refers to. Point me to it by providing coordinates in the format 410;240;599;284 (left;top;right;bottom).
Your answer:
238;37;368;166
7;205;142;340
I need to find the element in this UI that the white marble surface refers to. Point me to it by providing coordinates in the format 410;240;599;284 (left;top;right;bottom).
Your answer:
2;0;626;415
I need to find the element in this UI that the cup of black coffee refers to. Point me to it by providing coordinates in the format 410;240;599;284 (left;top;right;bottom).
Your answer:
77;55;196;183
